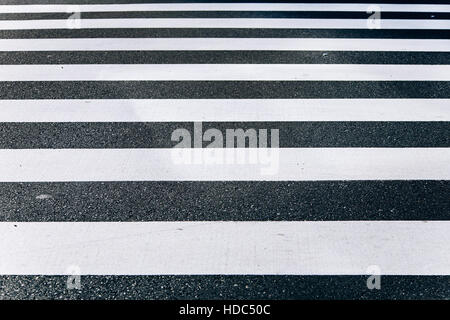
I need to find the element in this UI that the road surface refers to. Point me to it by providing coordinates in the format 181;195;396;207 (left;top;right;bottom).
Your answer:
0;0;449;299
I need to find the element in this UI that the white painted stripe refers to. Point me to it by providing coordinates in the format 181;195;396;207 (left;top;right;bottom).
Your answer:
0;221;448;275
1;64;448;81
1;18;449;30
0;148;448;182
1;38;447;52
1;99;449;122
0;3;449;13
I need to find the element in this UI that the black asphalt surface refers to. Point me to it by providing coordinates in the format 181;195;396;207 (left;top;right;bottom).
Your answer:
2;51;449;64
1;11;449;19
1;181;449;222
1;275;448;300
2;29;449;38
0;122;449;148
1;81;449;99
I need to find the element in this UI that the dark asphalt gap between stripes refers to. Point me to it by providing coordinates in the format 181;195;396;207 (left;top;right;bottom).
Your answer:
1;11;448;20
0;275;448;300
1;81;448;99
1;51;448;64
1;29;449;38
0;122;448;148
1;181;449;222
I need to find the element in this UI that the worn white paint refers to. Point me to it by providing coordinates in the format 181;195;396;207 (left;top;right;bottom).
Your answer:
0;99;449;122
1;18;449;30
1;38;448;52
0;221;449;275
1;3;449;13
1;64;449;81
0;148;448;182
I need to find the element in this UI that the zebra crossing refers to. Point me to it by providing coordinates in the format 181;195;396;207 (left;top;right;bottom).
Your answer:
0;1;449;300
